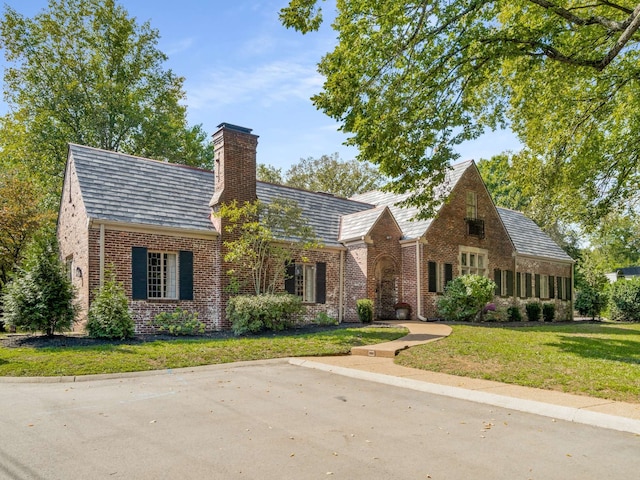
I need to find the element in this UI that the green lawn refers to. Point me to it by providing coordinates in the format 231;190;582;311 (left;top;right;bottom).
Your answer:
0;327;407;377
395;322;640;403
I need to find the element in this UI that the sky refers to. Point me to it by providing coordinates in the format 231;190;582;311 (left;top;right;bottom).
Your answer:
0;0;522;171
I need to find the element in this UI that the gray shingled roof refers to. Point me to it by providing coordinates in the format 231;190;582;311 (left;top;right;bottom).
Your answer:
256;182;373;247
339;206;388;242
351;160;473;239
69;144;216;233
497;207;573;262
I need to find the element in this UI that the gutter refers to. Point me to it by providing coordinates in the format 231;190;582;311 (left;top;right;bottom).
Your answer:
416;239;428;322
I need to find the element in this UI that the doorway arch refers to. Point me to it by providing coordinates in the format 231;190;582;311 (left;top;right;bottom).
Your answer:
375;256;398;320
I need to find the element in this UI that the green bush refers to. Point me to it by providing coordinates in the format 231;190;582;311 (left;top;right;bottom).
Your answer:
227;293;305;335
437;275;496;322
314;312;338;326
525;302;542;322
2;236;77;336
86;273;135;339
356;299;373;323
574;284;607;319
150;308;205;336
608;279;640;322
542;303;556;322
483;306;509;322
507;306;522;322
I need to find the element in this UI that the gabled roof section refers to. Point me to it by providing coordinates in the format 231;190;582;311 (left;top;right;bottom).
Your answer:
351;160;473;239
339;206;391;243
256;182;373;248
497;207;574;262
68;144;215;233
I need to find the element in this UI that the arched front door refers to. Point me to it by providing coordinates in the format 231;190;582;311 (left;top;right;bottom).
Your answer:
375;256;398;320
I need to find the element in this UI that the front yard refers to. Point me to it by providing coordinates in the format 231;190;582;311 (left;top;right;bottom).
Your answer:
396;322;640;403
0;326;407;377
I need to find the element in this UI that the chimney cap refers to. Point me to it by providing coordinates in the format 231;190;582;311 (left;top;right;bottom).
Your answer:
216;122;253;134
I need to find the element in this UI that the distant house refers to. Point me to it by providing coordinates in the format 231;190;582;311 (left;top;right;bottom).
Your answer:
57;123;574;332
605;267;640;283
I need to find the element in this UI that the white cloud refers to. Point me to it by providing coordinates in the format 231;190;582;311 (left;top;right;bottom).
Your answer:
165;37;194;56
186;61;323;110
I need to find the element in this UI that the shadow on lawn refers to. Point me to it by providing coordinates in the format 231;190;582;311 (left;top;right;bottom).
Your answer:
544;334;640;365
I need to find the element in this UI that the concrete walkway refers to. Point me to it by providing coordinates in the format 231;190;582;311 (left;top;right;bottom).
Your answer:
291;321;640;435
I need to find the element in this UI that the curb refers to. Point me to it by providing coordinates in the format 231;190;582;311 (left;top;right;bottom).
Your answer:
289;358;640;436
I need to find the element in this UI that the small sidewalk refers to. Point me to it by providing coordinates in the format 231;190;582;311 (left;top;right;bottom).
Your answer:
290;321;640;435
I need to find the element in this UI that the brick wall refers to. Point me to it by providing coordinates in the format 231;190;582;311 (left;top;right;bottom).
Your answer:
87;227;220;333
57;157;90;329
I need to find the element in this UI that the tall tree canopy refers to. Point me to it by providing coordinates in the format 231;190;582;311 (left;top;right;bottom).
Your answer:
257;153;384;197
0;0;212;191
281;1;640;223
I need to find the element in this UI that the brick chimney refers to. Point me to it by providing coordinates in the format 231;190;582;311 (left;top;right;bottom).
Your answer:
209;123;258;209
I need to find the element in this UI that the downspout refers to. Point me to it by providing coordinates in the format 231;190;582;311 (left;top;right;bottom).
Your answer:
99;223;105;287
339;250;345;323
416;240;428;322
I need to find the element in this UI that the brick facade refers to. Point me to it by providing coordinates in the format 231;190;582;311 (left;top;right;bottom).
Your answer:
58;124;574;332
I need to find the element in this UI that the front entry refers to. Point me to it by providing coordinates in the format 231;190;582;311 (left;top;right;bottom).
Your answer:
375;256;398;319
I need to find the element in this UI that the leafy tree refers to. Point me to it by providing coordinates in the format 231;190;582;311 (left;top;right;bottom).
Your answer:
281;1;640;223
585;208;640;270
285;153;384;197
257;163;284;184
0;172;53;297
477;153;528;212
437;274;496;322
213;199;319;295
608;278;640;322
0;0;212;196
2;233;77;336
86;270;134;339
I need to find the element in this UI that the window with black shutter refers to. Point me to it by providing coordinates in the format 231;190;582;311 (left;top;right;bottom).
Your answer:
535;274;541;298
506;270;514;297
549;275;555;299
444;263;453;287
494;269;501;296
525;273;532;298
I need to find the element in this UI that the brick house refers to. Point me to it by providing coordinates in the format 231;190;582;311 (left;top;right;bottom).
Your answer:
57;123;574;332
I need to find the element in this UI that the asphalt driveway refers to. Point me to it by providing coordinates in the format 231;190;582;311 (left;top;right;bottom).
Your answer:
1;359;638;479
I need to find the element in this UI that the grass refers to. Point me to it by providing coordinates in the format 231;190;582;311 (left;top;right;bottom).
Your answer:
395;322;640;403
0;327;407;377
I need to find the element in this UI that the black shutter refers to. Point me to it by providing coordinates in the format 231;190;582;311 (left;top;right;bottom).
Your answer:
566;277;572;301
517;273;522;298
315;262;326;304
428;261;437;293
549;275;555;299
285;263;296;294
525;273;532;298
557;276;563;300
494;269;501;296
132;247;148;300
506;270;514;297
444;263;453;287
179;251;194;300
535;274;541;298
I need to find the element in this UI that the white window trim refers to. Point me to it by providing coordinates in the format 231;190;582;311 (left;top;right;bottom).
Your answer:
459;246;488;277
148;251;179;300
295;263;316;303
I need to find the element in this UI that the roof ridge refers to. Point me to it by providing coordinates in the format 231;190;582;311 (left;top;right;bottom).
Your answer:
68;143;213;174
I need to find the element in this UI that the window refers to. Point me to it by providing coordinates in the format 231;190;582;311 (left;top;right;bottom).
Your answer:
148;252;178;299
494;269;513;297
460;249;487;276
466;191;477;219
517;272;528;298
539;274;549;299
295;264;316;303
132;247;193;301
65;255;73;282
285;262;326;304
